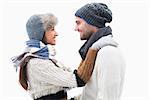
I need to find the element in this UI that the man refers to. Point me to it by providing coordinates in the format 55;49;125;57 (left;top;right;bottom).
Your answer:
74;3;125;100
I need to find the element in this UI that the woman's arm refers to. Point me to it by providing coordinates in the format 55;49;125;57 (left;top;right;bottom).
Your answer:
28;58;78;88
27;48;98;88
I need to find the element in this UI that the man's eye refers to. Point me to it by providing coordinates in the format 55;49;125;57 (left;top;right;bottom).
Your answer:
76;21;80;25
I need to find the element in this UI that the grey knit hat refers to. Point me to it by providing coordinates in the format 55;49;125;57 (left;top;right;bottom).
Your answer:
75;3;112;28
26;13;58;41
26;14;44;40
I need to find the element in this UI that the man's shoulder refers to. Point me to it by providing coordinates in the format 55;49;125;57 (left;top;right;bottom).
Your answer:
96;45;125;66
98;45;119;54
96;45;123;59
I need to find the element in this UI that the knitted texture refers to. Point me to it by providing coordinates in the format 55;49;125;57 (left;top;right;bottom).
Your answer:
26;15;44;40
75;3;112;28
77;49;98;82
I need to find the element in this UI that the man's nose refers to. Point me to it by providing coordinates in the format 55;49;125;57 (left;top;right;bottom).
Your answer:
74;26;78;31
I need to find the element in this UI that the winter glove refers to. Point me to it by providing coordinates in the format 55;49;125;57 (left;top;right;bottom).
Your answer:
91;35;118;50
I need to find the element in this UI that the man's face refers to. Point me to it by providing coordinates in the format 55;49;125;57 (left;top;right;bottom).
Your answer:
75;17;95;40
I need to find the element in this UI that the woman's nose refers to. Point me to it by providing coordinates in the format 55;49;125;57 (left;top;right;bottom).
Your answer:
55;31;58;36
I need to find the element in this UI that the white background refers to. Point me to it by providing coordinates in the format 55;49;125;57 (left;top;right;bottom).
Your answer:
0;0;149;100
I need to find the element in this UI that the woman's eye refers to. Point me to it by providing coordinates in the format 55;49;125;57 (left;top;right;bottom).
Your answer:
50;28;54;31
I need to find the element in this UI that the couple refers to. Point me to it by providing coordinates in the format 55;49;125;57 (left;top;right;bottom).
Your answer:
12;3;125;100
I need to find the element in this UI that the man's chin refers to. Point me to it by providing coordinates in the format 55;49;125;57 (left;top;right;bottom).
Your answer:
80;37;87;40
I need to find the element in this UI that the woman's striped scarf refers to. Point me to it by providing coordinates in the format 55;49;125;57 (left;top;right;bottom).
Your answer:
11;39;56;71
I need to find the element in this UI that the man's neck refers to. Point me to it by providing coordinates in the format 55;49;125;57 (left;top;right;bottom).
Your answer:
92;26;99;33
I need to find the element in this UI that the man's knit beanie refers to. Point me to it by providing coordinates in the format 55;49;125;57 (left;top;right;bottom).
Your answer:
75;3;112;28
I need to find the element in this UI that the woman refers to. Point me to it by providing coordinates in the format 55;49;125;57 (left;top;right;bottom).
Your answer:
12;13;116;100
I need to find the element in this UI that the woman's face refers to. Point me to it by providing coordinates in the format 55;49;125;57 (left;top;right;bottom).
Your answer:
42;27;58;45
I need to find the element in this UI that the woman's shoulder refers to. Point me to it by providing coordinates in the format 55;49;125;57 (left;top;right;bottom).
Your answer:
29;57;51;62
27;58;55;68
